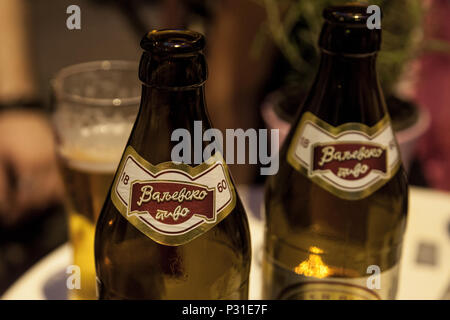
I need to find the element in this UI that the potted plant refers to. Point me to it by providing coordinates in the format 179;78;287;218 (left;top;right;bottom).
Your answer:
255;0;429;171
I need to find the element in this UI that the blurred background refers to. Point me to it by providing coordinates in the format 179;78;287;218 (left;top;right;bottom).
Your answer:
0;0;449;298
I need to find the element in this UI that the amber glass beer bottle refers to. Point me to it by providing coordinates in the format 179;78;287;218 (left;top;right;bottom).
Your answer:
95;30;251;299
263;5;408;300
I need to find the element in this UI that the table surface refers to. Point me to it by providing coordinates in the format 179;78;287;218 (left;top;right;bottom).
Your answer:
2;186;450;300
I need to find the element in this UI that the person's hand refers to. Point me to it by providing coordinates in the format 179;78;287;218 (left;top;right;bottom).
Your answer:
0;110;64;226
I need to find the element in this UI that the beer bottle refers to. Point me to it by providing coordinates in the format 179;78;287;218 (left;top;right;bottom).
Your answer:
95;30;251;299
262;5;408;300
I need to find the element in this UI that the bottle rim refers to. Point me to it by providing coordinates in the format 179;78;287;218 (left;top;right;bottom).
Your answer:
323;4;382;26
141;29;206;55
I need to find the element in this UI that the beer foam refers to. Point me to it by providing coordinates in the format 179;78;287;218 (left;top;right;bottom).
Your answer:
60;150;121;173
59;122;133;173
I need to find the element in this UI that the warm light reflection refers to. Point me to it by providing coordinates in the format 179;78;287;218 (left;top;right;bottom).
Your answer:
294;246;330;279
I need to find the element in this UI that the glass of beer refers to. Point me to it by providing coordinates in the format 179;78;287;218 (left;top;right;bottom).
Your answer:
51;61;140;299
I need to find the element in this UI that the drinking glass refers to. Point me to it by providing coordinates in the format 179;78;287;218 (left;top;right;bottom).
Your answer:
51;60;140;299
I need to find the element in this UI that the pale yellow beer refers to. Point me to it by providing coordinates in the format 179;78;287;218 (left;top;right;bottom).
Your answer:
60;155;116;299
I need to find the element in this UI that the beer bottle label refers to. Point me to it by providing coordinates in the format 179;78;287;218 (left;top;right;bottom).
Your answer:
287;112;401;200
110;146;237;246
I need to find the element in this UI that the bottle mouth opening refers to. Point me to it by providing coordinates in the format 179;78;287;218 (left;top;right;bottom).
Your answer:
141;29;205;54
323;4;379;26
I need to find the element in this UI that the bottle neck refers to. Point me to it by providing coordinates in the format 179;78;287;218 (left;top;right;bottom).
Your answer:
129;84;211;164
302;51;387;127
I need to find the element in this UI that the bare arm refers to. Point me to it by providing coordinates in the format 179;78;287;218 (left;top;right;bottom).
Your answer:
0;0;37;102
0;0;63;226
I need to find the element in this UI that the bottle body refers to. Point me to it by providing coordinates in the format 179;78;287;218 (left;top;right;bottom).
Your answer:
95;31;251;299
96;193;251;299
262;6;408;300
263;156;407;300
